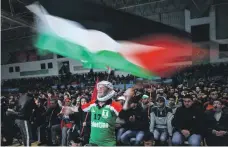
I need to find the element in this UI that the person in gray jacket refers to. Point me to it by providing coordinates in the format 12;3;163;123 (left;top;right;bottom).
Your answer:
150;96;173;145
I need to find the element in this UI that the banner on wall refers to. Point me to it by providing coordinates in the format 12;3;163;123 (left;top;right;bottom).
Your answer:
58;61;70;75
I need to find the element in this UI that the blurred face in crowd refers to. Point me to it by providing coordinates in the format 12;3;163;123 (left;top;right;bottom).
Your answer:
65;100;71;106
81;98;87;105
159;89;164;94
47;92;52;98
170;89;174;94
35;99;41;107
71;99;76;105
97;85;110;98
218;87;222;91
183;98;193;108
210;91;218;100
204;87;208;91
130;102;138;109
142;98;149;105
196;87;201;92
50;101;57;108
76;98;81;106
64;95;68;100
70;141;81;146
41;94;46;99
144;140;153;146
157;99;165;108
169;97;175;106
213;100;223;112
174;93;179;98
222;92;227;98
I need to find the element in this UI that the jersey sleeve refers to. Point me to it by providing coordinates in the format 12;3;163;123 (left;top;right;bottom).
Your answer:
81;100;96;112
110;101;123;116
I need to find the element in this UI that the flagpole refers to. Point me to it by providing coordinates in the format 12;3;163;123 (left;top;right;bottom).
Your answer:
107;72;110;81
106;67;111;81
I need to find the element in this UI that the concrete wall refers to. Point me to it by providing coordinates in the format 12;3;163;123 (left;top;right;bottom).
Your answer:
185;8;228;63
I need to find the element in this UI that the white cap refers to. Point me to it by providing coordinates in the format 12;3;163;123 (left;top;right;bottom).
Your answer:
117;96;126;101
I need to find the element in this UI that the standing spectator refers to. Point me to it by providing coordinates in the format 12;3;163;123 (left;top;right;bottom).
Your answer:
172;94;204;146
81;81;123;146
59;98;75;146
79;97;91;145
43;99;61;145
31;98;46;144
205;100;228;146
6;88;36;146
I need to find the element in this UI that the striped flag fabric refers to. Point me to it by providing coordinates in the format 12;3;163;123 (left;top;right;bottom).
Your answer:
27;0;208;79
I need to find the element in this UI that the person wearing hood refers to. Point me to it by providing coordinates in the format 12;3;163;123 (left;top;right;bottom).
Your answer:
150;96;173;145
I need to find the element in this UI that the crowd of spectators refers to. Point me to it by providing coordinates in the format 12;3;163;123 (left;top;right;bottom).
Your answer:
1;63;228;146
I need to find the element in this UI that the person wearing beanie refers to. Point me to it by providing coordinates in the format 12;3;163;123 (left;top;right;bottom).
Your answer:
150;96;173;145
172;94;204;146
81;81;124;146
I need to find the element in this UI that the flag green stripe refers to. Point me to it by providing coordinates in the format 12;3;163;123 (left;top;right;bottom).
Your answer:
35;33;155;79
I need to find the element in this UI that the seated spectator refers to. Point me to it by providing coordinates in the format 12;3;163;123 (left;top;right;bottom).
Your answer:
205;99;228;146
119;97;148;145
167;96;178;114
172;94;204;146
204;90;219;110
150;97;173;145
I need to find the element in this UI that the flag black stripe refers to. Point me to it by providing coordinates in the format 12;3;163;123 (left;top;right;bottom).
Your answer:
38;0;190;41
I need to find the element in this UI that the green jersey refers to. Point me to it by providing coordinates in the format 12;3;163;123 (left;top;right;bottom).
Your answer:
82;101;122;146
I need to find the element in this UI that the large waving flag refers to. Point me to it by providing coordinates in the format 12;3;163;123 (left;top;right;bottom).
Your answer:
27;0;208;79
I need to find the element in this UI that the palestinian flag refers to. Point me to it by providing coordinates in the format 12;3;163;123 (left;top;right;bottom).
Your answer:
27;0;207;79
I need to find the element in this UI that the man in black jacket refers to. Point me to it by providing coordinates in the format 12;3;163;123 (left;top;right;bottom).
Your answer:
172;94;204;146
6;88;36;146
42;98;61;145
205;99;228;146
119;97;149;145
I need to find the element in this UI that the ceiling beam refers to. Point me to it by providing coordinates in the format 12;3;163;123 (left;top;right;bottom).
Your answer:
1;10;35;29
